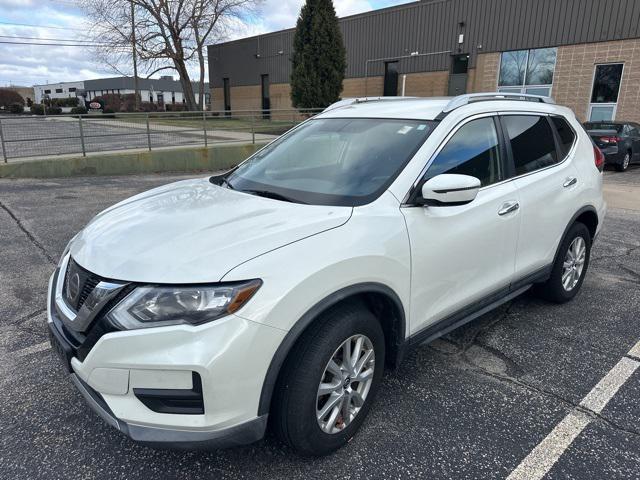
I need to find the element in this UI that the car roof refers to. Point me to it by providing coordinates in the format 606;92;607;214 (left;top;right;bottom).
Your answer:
317;95;570;121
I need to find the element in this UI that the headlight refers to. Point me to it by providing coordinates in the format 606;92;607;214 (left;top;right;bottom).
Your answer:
105;280;262;329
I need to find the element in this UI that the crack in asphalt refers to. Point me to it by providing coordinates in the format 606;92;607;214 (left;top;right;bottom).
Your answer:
617;264;640;283
469;364;640;440
7;308;46;327
0;201;56;265
591;244;640;262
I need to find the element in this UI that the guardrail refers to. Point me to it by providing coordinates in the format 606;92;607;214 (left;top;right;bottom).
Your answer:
0;108;323;162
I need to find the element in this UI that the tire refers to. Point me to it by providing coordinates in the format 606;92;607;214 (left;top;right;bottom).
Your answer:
535;222;591;303
271;301;385;456
615;151;631;172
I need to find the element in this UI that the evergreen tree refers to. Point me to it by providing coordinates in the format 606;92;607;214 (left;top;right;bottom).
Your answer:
290;0;347;109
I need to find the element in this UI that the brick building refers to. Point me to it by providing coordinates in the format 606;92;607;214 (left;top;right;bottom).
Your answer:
208;0;640;123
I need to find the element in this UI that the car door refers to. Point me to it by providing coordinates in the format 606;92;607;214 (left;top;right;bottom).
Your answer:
401;115;520;336
503;114;581;279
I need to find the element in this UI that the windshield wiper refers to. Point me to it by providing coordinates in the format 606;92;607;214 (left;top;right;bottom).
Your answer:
240;189;305;204
220;177;235;190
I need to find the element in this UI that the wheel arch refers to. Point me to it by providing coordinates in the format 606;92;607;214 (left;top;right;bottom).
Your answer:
257;282;406;416
552;205;598;267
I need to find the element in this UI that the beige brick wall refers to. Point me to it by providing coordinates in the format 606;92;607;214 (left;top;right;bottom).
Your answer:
470;41;640;123
342;76;384;97
554;39;640;122
470;52;501;93
402;71;449;97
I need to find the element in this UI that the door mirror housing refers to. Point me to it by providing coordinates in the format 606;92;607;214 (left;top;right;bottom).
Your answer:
420;174;481;206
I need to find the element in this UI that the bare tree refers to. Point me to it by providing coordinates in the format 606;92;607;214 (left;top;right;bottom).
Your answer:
78;0;256;111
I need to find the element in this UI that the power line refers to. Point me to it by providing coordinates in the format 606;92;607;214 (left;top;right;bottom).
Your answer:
0;20;85;31
0;35;101;43
0;40;102;47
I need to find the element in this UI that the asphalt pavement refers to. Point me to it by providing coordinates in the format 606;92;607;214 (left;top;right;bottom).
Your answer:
0;166;639;479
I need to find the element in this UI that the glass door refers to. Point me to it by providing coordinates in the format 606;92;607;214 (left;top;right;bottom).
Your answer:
589;63;624;121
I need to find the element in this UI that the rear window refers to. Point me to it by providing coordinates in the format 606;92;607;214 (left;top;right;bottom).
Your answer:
551;117;576;157
584;122;623;133
502;115;558;176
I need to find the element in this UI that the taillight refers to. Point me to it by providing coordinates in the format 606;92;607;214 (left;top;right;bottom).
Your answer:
599;136;622;143
594;145;605;171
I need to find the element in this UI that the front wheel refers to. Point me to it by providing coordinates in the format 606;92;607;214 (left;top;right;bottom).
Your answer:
535;222;591;303
271;302;385;456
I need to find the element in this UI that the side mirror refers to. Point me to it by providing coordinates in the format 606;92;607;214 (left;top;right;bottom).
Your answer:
420;174;481;206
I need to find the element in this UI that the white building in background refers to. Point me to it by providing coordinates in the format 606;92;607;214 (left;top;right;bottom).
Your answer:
33;81;84;103
33;76;210;109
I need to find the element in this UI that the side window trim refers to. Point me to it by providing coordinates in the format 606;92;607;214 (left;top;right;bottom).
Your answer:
495;115;516;180
548;115;578;161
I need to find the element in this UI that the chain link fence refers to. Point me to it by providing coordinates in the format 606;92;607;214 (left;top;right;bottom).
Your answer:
0;109;323;162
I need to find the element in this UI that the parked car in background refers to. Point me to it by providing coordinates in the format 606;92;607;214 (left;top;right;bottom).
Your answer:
584;121;640;172
48;93;606;456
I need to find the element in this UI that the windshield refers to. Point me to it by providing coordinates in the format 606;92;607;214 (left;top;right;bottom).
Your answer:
225;118;437;206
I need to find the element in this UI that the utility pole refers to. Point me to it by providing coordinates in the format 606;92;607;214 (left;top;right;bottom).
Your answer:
131;0;140;111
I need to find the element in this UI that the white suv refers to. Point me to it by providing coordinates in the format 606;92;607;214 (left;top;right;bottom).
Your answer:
48;93;606;456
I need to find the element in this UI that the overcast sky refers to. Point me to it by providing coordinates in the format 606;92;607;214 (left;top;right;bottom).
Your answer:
0;0;413;87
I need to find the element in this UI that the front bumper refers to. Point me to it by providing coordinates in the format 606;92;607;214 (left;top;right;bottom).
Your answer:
47;270;286;449
70;372;267;448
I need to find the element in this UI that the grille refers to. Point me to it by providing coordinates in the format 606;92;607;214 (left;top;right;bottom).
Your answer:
63;258;103;311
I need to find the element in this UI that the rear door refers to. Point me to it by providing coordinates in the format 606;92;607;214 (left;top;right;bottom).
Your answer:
502;114;581;279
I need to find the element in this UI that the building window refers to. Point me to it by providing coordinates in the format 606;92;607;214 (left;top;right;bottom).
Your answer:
171;92;175;104
55;88;63;93
149;93;153;103
223;77;231;113
589;63;624;121
498;47;557;97
68;87;76;93
44;89;51;94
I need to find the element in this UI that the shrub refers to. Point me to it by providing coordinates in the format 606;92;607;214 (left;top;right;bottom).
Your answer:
30;104;45;115
120;93;140;112
47;105;62;115
166;103;187;112
71;106;88;114
50;97;79;107
0;88;25;108
138;101;159;112
9;102;24;114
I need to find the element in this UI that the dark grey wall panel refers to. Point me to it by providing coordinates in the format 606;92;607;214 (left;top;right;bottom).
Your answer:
208;0;640;88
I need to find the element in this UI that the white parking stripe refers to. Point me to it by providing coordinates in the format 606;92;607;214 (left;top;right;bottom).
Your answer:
14;341;50;357
507;345;640;480
627;340;640;360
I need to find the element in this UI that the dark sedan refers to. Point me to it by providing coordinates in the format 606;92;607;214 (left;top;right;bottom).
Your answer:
584;121;640;172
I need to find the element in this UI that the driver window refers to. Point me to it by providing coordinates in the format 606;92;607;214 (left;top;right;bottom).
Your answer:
425;117;503;187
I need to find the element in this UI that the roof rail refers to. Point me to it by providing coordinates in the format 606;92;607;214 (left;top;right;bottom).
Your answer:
441;92;555;114
323;96;419;112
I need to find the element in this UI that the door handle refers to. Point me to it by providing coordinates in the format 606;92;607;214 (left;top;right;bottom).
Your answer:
498;201;519;216
563;177;577;188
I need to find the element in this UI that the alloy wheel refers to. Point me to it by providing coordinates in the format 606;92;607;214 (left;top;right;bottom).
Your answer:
562;236;586;291
623;153;630;170
316;334;375;434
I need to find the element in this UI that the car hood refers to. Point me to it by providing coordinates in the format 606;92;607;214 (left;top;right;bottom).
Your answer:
70;178;352;283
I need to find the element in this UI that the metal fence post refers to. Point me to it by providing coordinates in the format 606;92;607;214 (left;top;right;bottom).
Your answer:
146;113;152;151
202;110;208;147
251;114;255;144
78;115;87;157
0;119;7;162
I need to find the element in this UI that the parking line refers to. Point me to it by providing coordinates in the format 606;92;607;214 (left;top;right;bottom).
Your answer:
15;341;51;357
506;341;640;480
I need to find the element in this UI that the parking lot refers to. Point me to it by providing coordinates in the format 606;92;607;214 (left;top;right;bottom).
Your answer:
1;166;639;479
